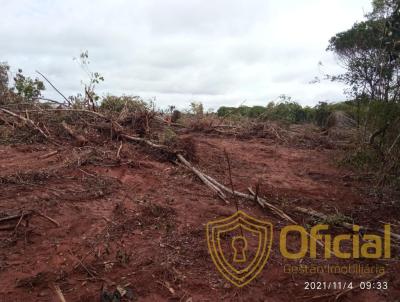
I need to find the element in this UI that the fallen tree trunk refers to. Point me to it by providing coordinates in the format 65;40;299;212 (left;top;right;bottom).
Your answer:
115;135;354;256
61;121;87;145
202;173;295;223
119;134;295;222
118;130;399;249
177;154;227;202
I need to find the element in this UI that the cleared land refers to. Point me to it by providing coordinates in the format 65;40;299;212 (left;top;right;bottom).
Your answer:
0;114;399;301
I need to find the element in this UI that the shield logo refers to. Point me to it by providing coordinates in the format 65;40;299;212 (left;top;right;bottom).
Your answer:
206;210;273;287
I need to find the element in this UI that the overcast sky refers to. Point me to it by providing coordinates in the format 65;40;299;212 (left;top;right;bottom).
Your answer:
1;0;372;109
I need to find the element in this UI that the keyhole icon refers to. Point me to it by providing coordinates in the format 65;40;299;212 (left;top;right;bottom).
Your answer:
232;236;248;263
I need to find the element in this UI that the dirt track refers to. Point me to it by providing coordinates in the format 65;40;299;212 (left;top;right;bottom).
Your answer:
0;133;399;301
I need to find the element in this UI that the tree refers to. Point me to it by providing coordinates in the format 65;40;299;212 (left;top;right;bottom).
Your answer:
0;62;10;98
328;0;400;147
189;101;204;116
13;69;45;101
327;0;400;102
328;0;400;176
217;106;236;117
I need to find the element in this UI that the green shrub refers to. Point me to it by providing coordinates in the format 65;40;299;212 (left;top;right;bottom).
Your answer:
100;95;147;112
13;69;45;101
248;106;267;118
217;106;237;117
339;148;379;171
217;100;314;123
314;102;332;126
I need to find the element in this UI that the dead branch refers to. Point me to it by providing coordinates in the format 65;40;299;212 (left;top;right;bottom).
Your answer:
223;149;237;199
61;121;87;145
37;97;64;105
121;133;168;149
10;108;123;128
174;146;296;222
52;283;67;302
294;206;400;242
248;184;260;205
41;122;51;136
13;211;26;233
70;252;98;278
116;141;123;159
0;107;49;139
214;124;237;129
0;211;59;229
0;211;33;224
199;171;338;254
177;154;227;202
79;168;97;177
178;151;297;224
115;129;380;253
202;173;295;223
387;131;400;155
270;126;284;142
84;86;96;112
0;114;14;128
34;211;60;227
36;70;71;106
39;150;59;159
155;116;185;128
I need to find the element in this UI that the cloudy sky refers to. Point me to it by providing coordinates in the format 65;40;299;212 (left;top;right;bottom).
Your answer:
1;0;371;109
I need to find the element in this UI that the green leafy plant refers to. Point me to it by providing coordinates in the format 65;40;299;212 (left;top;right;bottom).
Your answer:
13;69;45;101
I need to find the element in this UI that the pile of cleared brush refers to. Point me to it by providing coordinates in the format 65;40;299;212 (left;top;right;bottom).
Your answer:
0;97;198;164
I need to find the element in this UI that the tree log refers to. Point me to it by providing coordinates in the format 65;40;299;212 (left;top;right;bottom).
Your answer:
61;121;87;145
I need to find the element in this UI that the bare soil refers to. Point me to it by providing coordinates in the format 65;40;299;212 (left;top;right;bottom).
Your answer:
0;131;399;301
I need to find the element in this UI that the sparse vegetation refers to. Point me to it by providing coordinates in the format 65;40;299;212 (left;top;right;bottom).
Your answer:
100;95;147;113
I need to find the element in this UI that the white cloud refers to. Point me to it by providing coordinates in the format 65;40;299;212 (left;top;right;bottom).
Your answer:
0;0;372;109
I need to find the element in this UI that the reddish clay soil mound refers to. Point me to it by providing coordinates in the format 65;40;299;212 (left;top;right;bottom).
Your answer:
0;133;399;301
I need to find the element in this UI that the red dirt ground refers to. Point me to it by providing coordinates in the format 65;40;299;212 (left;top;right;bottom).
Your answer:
0;133;399;301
